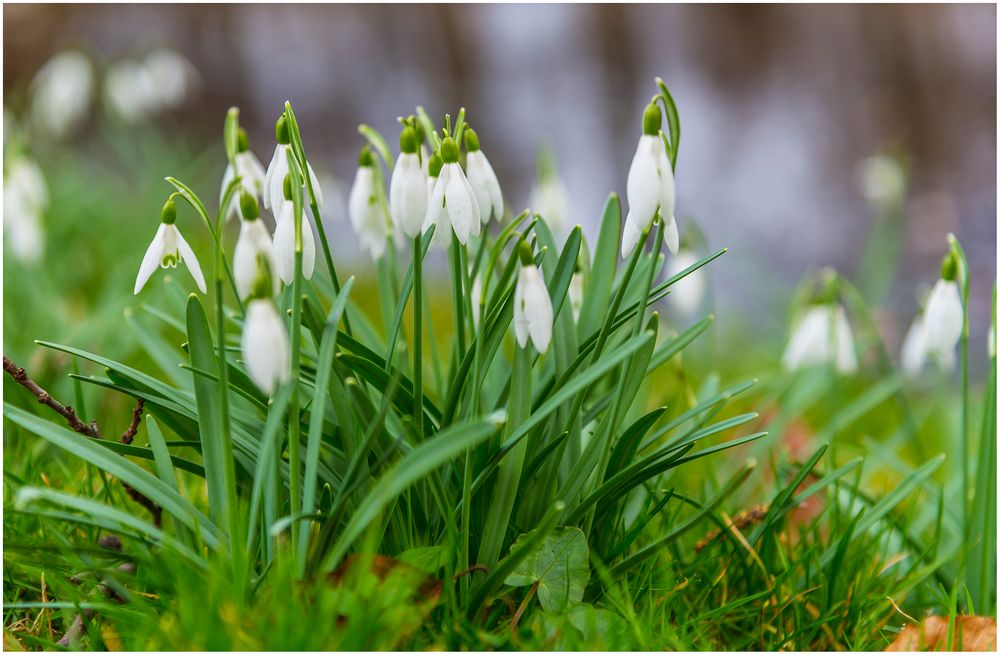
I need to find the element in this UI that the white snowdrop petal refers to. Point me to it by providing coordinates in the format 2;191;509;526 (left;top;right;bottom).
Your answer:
900;317;927;377
390;154;428;238
625;135;662;233
568;272;585;322
172;225;207;293
923;279;963;357
665;251;705;316
621;211;643;259
301;215;316;279
242;299;290;395
262;144;283;210
306;161;324;207
134;224;167;294
657;146;676;222
663;214;679;256
272;205;296;285
445;164;477;245
513;268;530;348
525;269;553;353
834;305;858;374
782;307;829;371
460;166;482;237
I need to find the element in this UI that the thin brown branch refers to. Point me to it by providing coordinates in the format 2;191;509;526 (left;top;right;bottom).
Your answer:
4;355;101;438
3;354;161;527
119;399;144;445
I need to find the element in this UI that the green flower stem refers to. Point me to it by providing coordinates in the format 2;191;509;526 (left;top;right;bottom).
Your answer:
283;101;350;335
948;235;971;575
448;233;467;381
286;150;306;569
413;234;424;441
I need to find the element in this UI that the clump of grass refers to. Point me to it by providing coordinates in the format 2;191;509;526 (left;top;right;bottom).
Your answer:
3;77;994;651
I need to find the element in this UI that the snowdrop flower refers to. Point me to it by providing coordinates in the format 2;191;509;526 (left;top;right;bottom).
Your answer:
622;102;678;258
134;197;206;294
781;303;857;374
29;50;93;139
665;249;706;316
263;115;322;212
348;147;388;261
241;273;290;396
272;177;317;284
530;175;570;235
232;192;278;300
568;269;585;323
513;243;553;354
104;60;156;123
220;128;266;221
3;154;48;263
143;48;198;110
922;254;964;361
463;128;503;225
389;125;428;239
426;137;480;246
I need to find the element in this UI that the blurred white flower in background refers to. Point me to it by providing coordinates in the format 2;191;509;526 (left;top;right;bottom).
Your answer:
781;303;858;374
104;48;199;124
857;154;905;207
530;147;570;235
665;249;706;317
29;50;94;139
2;154;49;264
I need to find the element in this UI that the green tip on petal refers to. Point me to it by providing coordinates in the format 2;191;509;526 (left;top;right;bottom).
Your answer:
440;137;459;164
427;151;443;177
237;127;250;153
399;126;418;154
240;190;260;220
275;115;290;145
161;198;177;225
358;146;375;168
642;102;662;136
282;174;293;201
940;252;958;281
464;128;480;152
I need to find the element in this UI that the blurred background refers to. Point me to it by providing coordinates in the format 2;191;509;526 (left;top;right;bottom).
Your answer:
3;3;996;375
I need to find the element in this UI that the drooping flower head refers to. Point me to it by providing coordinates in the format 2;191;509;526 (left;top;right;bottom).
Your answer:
241;261;290;396
426;136;480;246
349;146;389;261
134;196;206;295
513;241;553;354
273;174;317;284
233;191;278;300
220;128;267;221
263;113;323;212
389;122;428;239
29;50;93;139
464;127;503;225
781;272;857;374
622;100;678;258
903;250;963;376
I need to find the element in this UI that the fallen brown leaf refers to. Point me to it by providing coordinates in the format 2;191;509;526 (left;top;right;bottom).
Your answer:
886;615;997;651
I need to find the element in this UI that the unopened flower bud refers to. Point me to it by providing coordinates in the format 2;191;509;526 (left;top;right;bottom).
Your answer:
940;253;957;281
440;137;459;164
358;146;375;168
427;151;443;178
275;115;290;145
464;128;480;152
643;102;662;136
399;126;418;154
240;190;260;221
161;197;177;224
